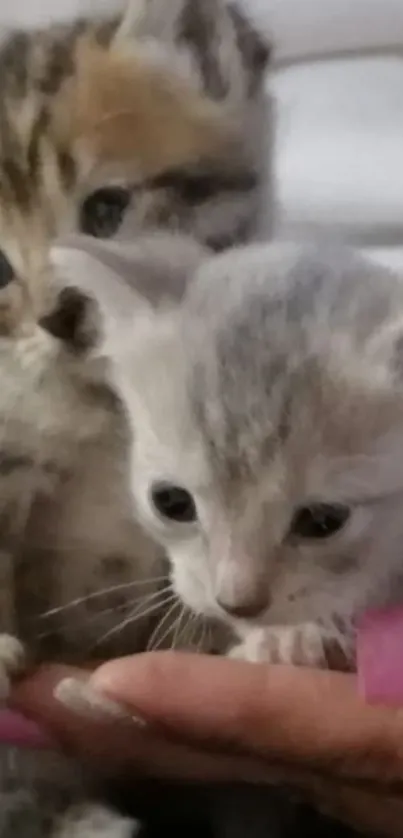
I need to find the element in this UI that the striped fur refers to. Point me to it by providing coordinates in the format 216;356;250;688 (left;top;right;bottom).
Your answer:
0;3;271;836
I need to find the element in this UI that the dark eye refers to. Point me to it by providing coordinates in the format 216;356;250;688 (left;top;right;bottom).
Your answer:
0;251;15;288
289;503;350;540
151;483;197;523
79;187;131;238
149;169;257;205
149;170;218;204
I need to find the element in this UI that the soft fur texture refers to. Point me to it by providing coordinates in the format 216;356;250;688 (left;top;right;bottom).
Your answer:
0;231;210;838
0;0;271;256
45;234;367;838
0;0;271;659
89;240;403;673
0;1;272;834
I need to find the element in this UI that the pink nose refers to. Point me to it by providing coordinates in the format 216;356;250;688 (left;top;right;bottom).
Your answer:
216;592;270;620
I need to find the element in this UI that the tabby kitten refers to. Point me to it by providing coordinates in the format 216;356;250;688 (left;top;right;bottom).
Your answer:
0;0;271;663
0;0;270;253
0;2;271;835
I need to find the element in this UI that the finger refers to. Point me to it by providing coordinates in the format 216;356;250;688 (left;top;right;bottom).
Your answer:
12;664;271;784
13;664;403;835
305;784;403;838
91;652;403;783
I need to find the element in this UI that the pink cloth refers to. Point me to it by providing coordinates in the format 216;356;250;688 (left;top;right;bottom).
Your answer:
0;710;53;749
357;606;403;705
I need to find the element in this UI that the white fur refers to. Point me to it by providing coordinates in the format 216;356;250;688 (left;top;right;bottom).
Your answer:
84;240;403;669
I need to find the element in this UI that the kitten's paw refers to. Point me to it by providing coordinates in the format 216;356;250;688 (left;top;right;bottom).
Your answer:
0;635;27;702
229;624;329;667
55;804;140;838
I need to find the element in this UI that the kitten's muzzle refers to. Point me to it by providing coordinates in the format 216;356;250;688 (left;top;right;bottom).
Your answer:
216;592;270;620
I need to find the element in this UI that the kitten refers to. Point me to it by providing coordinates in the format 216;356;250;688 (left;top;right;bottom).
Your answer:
0;0;271;253
60;236;374;838
0;3;271;834
0;230;213;838
0;0;272;669
89;239;403;672
0;0;271;656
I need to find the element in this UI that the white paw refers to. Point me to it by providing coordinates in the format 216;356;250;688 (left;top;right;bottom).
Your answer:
229;624;329;667
0;635;27;702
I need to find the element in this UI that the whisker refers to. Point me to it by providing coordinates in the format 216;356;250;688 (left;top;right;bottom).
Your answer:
38;577;169;619
198;620;210;654
147;597;180;651
187;614;200;649
36;591;168;640
171;605;186;650
196;620;206;653
207;624;214;651
150;600;181;651
178;610;197;649
92;591;176;650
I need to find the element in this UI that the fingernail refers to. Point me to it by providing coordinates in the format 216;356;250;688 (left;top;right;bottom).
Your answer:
54;677;146;727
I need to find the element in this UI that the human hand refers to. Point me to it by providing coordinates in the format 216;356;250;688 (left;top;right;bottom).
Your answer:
12;653;403;837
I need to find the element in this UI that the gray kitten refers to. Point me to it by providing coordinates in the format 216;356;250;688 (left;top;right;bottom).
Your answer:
92;240;403;672
41;235;368;838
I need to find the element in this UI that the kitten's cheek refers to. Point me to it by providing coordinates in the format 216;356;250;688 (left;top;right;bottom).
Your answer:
172;565;217;620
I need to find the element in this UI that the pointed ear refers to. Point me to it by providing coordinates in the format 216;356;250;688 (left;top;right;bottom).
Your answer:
55;231;207;310
115;0;271;98
52;233;191;414
114;0;189;43
53;232;206;358
229;4;271;88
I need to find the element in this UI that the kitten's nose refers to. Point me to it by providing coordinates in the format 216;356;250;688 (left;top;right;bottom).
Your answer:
216;592;270;620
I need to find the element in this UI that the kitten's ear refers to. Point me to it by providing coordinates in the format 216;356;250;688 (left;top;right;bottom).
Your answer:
55;232;207;310
53;232;205;359
115;0;271;95
229;4;272;87
53;234;190;413
114;0;190;43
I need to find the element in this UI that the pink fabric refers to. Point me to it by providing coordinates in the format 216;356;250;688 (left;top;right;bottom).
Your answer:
0;710;53;749
357;606;403;705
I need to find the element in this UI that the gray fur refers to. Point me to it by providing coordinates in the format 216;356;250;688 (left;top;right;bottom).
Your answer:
60;237;376;837
101;241;403;670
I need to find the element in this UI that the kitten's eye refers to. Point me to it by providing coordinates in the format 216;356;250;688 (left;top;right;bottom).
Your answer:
79;187;131;238
149;170;218;204
289;503;350;540
151;483;197;523
0;251;15;288
149;169;257;205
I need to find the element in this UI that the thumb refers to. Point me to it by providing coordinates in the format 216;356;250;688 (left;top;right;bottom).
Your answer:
91;652;403;782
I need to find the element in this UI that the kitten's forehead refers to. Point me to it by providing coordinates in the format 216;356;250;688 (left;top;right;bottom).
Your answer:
182;243;403;486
